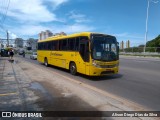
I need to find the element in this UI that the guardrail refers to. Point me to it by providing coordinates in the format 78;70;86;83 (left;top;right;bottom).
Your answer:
120;52;160;57
120;47;160;53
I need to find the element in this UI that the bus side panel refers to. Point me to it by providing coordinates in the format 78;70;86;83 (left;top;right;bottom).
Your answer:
74;52;86;75
64;52;75;70
85;61;90;75
50;51;68;69
50;51;86;75
37;51;44;63
38;51;50;64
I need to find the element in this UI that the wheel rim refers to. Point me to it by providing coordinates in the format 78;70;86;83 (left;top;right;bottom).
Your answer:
45;59;48;66
70;63;76;75
71;65;75;73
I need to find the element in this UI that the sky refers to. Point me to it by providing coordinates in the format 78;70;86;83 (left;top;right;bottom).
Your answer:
0;0;160;46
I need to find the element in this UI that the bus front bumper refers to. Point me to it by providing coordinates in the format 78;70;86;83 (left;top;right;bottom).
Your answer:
89;66;119;76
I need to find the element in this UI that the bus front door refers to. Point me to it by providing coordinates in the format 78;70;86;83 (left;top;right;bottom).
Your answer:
78;41;90;75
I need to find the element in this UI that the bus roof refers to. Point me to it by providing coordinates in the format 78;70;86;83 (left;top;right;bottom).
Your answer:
38;32;115;42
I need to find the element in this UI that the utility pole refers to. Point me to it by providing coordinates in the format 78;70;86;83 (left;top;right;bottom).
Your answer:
144;0;159;53
7;30;9;47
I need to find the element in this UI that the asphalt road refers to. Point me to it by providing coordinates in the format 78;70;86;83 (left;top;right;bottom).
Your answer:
19;54;160;111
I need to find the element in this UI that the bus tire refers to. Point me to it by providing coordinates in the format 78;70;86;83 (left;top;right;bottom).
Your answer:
44;58;48;67
70;62;77;75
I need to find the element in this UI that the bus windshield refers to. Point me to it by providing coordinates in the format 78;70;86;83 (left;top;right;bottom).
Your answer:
91;35;118;61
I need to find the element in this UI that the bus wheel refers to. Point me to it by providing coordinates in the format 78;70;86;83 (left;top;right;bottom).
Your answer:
70;62;77;75
44;58;48;67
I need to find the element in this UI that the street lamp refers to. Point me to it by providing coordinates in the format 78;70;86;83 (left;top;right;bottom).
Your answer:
144;0;159;53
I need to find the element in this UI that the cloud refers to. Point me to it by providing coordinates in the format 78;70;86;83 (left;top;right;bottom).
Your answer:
53;23;94;33
114;32;129;37
10;23;94;38
7;0;57;23
11;25;52;36
47;0;69;7
114;33;144;39
111;32;145;46
1;0;95;39
68;11;90;23
5;0;70;23
10;33;18;39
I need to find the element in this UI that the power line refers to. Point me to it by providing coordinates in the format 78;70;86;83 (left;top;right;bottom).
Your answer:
0;0;6;20
0;0;10;31
0;0;7;31
1;0;10;26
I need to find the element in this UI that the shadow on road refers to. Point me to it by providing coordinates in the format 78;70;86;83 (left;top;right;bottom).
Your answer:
41;63;123;81
80;74;123;81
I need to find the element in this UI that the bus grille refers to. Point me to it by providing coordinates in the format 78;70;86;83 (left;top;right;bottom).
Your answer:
100;65;116;68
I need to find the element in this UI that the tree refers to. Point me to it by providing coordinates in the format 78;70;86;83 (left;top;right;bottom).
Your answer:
146;35;160;52
138;44;144;47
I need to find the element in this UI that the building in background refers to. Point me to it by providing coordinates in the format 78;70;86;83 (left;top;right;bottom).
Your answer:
126;40;130;48
39;30;53;40
15;38;24;48
27;38;38;50
120;41;124;50
0;43;2;49
39;30;67;40
54;32;67;36
0;40;3;49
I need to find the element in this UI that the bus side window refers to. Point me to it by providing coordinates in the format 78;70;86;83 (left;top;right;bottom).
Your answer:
38;43;40;50
53;41;59;50
55;41;59;50
61;39;68;50
80;43;85;58
44;42;47;50
80;36;88;42
75;37;79;51
52;41;55;50
48;41;51;50
44;42;46;50
59;40;63;50
79;36;90;62
85;42;89;62
51;41;53;50
42;43;44;50
45;42;47;50
68;38;75;51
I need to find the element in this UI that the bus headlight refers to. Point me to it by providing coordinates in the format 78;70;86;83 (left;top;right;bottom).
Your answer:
92;60;101;68
115;62;119;67
92;60;119;68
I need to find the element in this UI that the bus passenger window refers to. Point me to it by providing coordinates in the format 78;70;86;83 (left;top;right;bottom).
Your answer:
75;37;79;51
59;40;63;50
62;40;68;50
68;38;75;51
53;41;59;50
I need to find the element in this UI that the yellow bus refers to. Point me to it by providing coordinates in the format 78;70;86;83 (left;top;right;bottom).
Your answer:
37;32;119;76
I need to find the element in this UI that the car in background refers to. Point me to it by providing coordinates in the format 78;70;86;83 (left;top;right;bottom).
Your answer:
19;50;25;55
0;49;9;57
30;52;37;60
